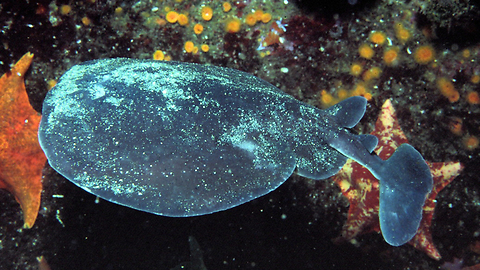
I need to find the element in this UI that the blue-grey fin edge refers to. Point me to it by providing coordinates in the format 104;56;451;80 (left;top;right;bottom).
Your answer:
325;96;367;128
377;144;433;246
357;134;378;153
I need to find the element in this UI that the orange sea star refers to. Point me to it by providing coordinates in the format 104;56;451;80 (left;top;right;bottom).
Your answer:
0;52;46;228
332;99;464;260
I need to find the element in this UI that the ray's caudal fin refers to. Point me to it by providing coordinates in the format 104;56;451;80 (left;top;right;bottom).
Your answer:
376;144;432;246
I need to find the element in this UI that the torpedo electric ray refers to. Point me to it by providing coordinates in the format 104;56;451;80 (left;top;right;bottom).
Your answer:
38;58;432;246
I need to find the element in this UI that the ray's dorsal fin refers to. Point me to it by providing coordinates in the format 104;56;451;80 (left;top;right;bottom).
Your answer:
357;134;378;153
325;96;367;128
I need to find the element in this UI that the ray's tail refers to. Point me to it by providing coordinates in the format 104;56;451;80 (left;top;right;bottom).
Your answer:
374;144;432;246
316;96;432;245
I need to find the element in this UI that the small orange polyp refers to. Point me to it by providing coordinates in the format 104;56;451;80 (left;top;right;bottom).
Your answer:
166;11;179;23
225;18;241;33
414;45;435;65
369;31;386;45
184;41;195;53
178;14;188;26
436;77;459;102
245;14;257;26
223;2;232;12
358;43;374;59
194;23;204;34
201;6;213;21
383;47;399;66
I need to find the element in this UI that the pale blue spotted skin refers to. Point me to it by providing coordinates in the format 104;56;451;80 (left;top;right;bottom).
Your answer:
38;59;432;246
